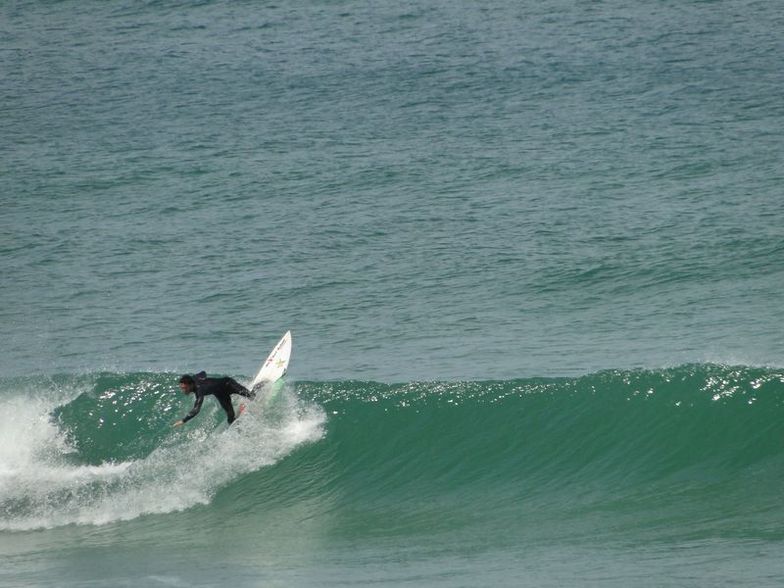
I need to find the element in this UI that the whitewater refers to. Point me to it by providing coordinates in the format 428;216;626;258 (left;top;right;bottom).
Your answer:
0;376;324;531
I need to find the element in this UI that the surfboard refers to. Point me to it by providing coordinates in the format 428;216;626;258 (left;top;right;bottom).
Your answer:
250;331;292;390
232;331;292;425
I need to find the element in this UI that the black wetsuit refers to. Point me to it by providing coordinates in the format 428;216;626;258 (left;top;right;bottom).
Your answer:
182;373;255;425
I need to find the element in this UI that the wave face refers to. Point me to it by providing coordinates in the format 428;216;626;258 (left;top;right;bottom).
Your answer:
1;364;783;544
291;364;784;545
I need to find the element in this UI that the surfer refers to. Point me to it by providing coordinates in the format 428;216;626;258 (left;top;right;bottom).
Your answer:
173;371;256;426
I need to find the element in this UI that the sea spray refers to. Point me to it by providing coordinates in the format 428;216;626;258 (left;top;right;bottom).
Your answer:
0;374;325;531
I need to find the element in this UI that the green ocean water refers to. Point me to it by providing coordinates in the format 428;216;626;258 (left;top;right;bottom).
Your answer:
2;366;784;586
2;0;784;585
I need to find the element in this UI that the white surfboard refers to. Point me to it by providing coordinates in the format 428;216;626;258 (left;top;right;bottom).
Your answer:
250;331;292;389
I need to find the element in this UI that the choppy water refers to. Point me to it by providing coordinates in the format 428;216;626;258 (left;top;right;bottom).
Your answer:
2;0;783;585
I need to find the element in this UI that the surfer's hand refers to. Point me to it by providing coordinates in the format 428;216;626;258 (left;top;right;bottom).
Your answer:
173;420;184;427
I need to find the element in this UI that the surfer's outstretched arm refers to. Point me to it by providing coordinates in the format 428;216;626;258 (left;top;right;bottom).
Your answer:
174;393;204;427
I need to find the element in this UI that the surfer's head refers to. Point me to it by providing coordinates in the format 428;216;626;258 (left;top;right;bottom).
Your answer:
178;374;195;394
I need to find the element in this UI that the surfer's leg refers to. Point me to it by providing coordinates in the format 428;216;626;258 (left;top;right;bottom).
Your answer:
215;393;236;424
239;387;256;400
227;378;256;400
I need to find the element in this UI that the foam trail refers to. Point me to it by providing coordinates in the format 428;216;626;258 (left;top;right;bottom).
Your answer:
0;382;325;531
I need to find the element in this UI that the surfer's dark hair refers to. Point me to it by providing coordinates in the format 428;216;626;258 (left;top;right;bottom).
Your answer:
179;374;195;387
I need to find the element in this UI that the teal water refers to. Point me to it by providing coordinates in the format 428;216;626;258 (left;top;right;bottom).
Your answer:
2;0;784;585
3;367;784;586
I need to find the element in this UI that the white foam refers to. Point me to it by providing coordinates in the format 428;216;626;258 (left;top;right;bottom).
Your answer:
0;385;325;531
